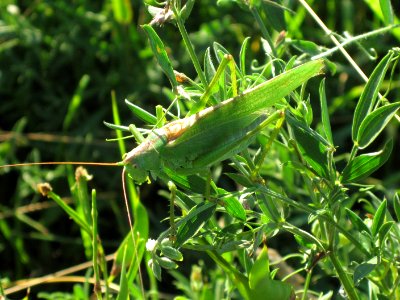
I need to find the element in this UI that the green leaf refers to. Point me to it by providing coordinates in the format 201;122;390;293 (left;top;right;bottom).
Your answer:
149;258;162;281
142;25;178;90
287;114;330;179
239;37;251;77
319;79;333;145
156;256;178;269
112;204;148;279
204;47;216;84
175;202;216;248
371;199;387;237
161;245;183;261
290;40;322;56
345;208;371;236
341;139;393;183
378;221;394;246
63;74;90;131
262;1;286;32
249;246;293;300
356;103;400;149
180;0;195;21
125;99;157;125
380;0;394;24
352;52;393;141
112;0;133;24
162;168;213;195
116;246;129;300
225;172;254;188
47;191;91;235
353;257;377;286
222;196;246;221
393;193;400;222
249;245;270;288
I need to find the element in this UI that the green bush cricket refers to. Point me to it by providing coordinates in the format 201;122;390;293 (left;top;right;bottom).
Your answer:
119;58;324;185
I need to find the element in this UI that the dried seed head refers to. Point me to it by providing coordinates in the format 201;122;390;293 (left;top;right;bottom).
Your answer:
75;166;93;182
37;183;52;197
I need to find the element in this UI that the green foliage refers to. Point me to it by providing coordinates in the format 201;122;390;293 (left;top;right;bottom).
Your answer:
1;1;400;299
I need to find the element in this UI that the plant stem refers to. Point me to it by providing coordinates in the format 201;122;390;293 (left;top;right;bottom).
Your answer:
301;269;312;300
329;251;360;300
171;4;208;87
249;5;277;58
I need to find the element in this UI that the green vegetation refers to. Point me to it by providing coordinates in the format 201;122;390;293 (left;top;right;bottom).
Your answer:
1;1;400;299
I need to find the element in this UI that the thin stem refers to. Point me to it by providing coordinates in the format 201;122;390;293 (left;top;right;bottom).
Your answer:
249;6;277;58
301;269;312;300
312;24;400;60
171;4;208;87
329;251;360;300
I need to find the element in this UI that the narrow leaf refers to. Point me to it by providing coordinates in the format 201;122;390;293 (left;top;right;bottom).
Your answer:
161;246;183;261
287;114;330;179
112;0;133;24
356;103;400;149
393;193;400;222
380;0;394;24
249;245;270;289
149;258;162;281
175;202;216;248
142;25;178;90
319;79;333;145
239;37;251;77
353;257;377;285
352;52;393;141
371;199;387;237
345;208;371;236
180;0;195;22
249;245;294;299
222;196;246;221
116;246;129;300
204;47;216;84
125;99;157;125
378;221;394;246
341;139;393;183
156;256;178;269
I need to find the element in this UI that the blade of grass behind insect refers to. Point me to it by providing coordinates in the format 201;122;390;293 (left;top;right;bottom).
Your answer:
116;245;130;300
72;167;94;259
111;91;137;205
63;74;90;131
47;190;91;234
111;0;133;25
91;189;102;300
125;99;157;125
111;92;150;288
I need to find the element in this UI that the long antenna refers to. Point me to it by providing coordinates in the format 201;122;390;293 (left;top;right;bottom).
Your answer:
0;162;119;168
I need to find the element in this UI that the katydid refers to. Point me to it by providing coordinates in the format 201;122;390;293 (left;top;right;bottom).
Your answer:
119;58;324;184
1;58;324;184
